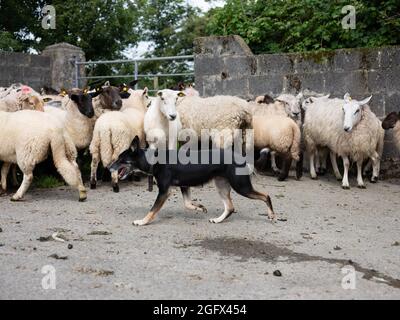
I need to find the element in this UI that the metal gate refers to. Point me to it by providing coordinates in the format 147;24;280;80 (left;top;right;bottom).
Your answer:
73;55;194;91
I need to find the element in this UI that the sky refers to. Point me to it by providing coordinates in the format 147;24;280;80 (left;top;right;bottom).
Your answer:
123;0;225;58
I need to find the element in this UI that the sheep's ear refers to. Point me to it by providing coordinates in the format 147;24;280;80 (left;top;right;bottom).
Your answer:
263;94;274;104
157;91;163;97
60;88;68;97
143;87;149;95
83;87;90;95
344;93;352;102
177;91;185;98
104;81;110;87
129;80;138;88
358;95;372;106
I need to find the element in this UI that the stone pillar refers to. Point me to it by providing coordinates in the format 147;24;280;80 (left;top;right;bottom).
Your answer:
42;43;86;90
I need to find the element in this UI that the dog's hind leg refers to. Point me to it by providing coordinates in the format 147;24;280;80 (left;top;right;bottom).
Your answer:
228;175;276;221
133;188;170;226
209;177;235;224
181;187;207;213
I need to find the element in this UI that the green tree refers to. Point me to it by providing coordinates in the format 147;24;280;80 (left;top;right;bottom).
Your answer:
0;0;142;60
205;0;400;54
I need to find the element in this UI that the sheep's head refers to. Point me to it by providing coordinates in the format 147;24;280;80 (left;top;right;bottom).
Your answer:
276;93;303;119
68;88;95;118
157;89;184;121
342;93;372;132
118;80;139;99
19;95;45;112
382;112;400;130
95;85;123;111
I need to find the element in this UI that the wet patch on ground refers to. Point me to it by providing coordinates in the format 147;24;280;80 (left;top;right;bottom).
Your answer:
195;237;400;289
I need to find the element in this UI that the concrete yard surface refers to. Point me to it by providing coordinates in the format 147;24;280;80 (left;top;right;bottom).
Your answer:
0;174;399;299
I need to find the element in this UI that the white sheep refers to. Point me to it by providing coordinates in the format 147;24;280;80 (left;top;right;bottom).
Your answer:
247;100;302;180
144;89;183;150
176;95;252;148
253;114;301;180
89;88;149;192
303;93;384;188
0;110;86;201
0;85;44;112
44;86;123;150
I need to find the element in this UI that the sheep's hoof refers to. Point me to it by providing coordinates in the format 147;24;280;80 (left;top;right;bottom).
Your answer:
79;193;87;202
370;176;378;183
0;188;6;196
311;176;318;180
336;177;343;181
10;196;23;202
113;185;120;193
357;185;366;189
342;185;350;190
277;176;287;182
90;182;97;190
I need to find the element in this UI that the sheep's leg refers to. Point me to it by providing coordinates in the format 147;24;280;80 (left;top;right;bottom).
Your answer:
11;165;19;186
278;154;292;181
270;152;280;174
363;160;373;177
370;153;380;183
318;148;328;175
133;188;170;226
341;156;350;189
356;161;366;188
181;187;207;213
209;178;235;224
315;149;321;174
11;171;33;201
330;151;342;181
54;159;87;202
309;151;318;179
295;152;304;180
1;162;11;194
111;170;119;193
90;156;100;189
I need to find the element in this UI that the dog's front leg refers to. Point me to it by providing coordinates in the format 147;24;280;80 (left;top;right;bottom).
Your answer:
181;187;207;213
133;189;170;226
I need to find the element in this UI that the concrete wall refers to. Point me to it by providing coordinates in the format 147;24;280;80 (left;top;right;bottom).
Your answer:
0;52;51;91
0;42;85;91
194;35;400;176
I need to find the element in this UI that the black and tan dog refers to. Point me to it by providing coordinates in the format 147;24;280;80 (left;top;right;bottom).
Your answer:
109;136;276;226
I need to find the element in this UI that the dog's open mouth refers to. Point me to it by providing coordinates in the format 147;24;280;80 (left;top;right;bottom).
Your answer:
118;166;130;180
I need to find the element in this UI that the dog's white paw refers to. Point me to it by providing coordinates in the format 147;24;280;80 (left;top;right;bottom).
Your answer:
133;219;147;226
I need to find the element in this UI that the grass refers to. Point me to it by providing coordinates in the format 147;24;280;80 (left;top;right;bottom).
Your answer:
33;175;65;189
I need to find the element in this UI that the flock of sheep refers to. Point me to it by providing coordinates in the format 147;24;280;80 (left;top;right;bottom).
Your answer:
0;80;399;205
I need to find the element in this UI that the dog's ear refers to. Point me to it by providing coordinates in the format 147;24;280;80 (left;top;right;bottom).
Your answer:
131;135;140;151
129;80;138;88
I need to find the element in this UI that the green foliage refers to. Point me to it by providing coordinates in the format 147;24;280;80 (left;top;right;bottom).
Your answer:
205;0;400;54
33;175;64;189
0;0;142;60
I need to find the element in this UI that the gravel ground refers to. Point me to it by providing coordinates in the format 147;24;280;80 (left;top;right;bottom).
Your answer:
0;173;399;300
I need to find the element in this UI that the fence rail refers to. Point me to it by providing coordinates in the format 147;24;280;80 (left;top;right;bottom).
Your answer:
74;55;194;89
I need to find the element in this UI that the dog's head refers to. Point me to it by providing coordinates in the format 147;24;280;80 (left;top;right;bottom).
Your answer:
109;136;141;180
